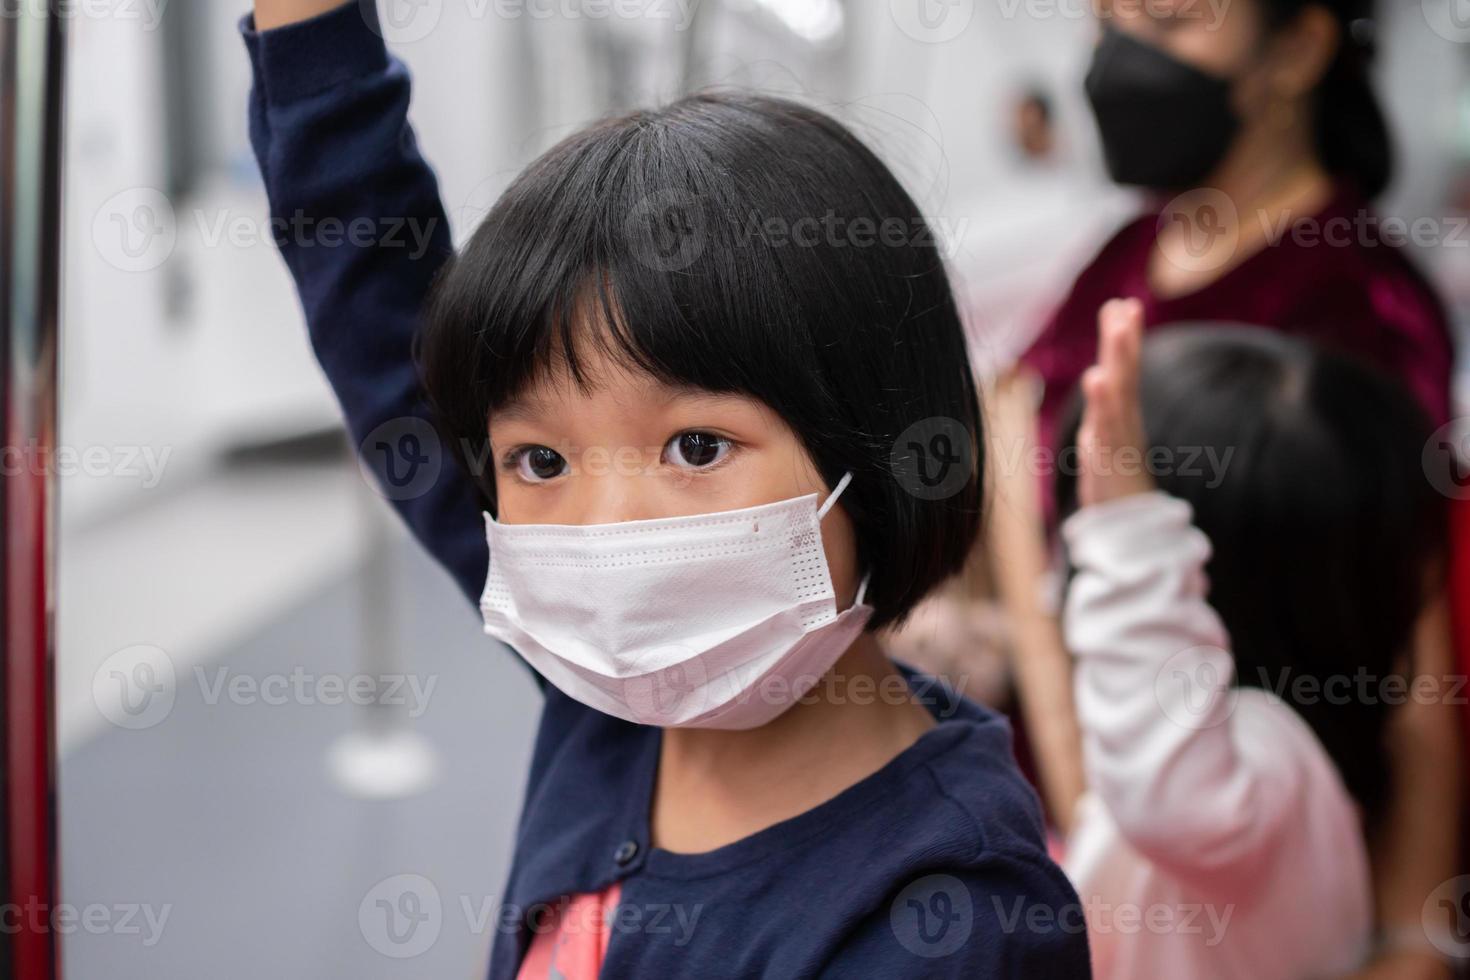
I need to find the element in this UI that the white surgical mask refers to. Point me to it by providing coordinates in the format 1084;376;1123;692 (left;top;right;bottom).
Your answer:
479;473;872;729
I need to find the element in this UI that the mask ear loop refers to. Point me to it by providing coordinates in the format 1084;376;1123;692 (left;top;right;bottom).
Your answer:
816;474;871;608
817;472;853;520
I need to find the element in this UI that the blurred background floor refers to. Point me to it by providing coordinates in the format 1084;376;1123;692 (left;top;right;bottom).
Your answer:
60;487;541;979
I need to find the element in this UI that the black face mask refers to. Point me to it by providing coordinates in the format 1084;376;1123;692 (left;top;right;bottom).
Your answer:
1085;28;1242;190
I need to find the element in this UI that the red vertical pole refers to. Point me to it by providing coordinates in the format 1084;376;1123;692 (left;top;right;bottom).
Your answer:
1;3;66;979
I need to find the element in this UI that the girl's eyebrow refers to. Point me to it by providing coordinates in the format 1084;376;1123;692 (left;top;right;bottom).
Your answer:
491;398;551;424
491;385;753;427
658;385;751;408
662;389;717;407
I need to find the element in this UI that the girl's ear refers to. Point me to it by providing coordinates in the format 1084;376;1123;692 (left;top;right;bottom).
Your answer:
1269;5;1341;99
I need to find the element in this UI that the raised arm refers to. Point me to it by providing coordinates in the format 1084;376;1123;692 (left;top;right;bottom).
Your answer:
984;371;1087;835
1063;492;1304;878
1061;301;1301;882
241;0;487;604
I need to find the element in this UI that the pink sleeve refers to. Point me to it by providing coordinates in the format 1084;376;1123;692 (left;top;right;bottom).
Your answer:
1063;493;1307;886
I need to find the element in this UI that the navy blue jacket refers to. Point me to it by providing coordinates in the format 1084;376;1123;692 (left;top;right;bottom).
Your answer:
242;5;1090;977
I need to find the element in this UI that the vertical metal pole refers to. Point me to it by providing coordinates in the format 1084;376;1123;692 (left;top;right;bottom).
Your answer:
325;482;440;800
0;2;66;979
677;0;708;94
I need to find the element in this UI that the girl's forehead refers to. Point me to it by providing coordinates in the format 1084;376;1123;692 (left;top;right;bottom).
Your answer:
510;343;675;410
506;305;768;420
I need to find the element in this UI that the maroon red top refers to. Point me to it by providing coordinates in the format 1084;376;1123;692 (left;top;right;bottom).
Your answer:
1022;184;1455;474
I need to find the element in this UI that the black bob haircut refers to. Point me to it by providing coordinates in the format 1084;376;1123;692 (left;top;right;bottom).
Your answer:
419;91;984;630
1055;326;1448;828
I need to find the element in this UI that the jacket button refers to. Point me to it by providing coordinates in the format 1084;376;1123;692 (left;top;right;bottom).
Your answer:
614;840;639;866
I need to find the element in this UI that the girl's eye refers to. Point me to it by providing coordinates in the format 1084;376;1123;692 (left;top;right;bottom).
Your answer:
664;431;731;470
514;446;568;482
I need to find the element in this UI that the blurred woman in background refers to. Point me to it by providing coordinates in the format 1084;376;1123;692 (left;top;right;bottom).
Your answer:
988;0;1463;976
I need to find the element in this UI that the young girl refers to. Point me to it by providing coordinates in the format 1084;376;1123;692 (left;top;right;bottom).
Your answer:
1054;299;1449;978
243;2;1090;976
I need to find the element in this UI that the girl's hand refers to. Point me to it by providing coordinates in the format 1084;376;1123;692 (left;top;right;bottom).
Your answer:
1077;298;1155;508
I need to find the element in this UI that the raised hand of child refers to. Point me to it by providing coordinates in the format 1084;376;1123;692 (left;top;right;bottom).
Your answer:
1077;298;1155;508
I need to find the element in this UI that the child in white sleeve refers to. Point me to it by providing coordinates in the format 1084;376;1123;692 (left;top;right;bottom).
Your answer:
1054;300;1449;979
